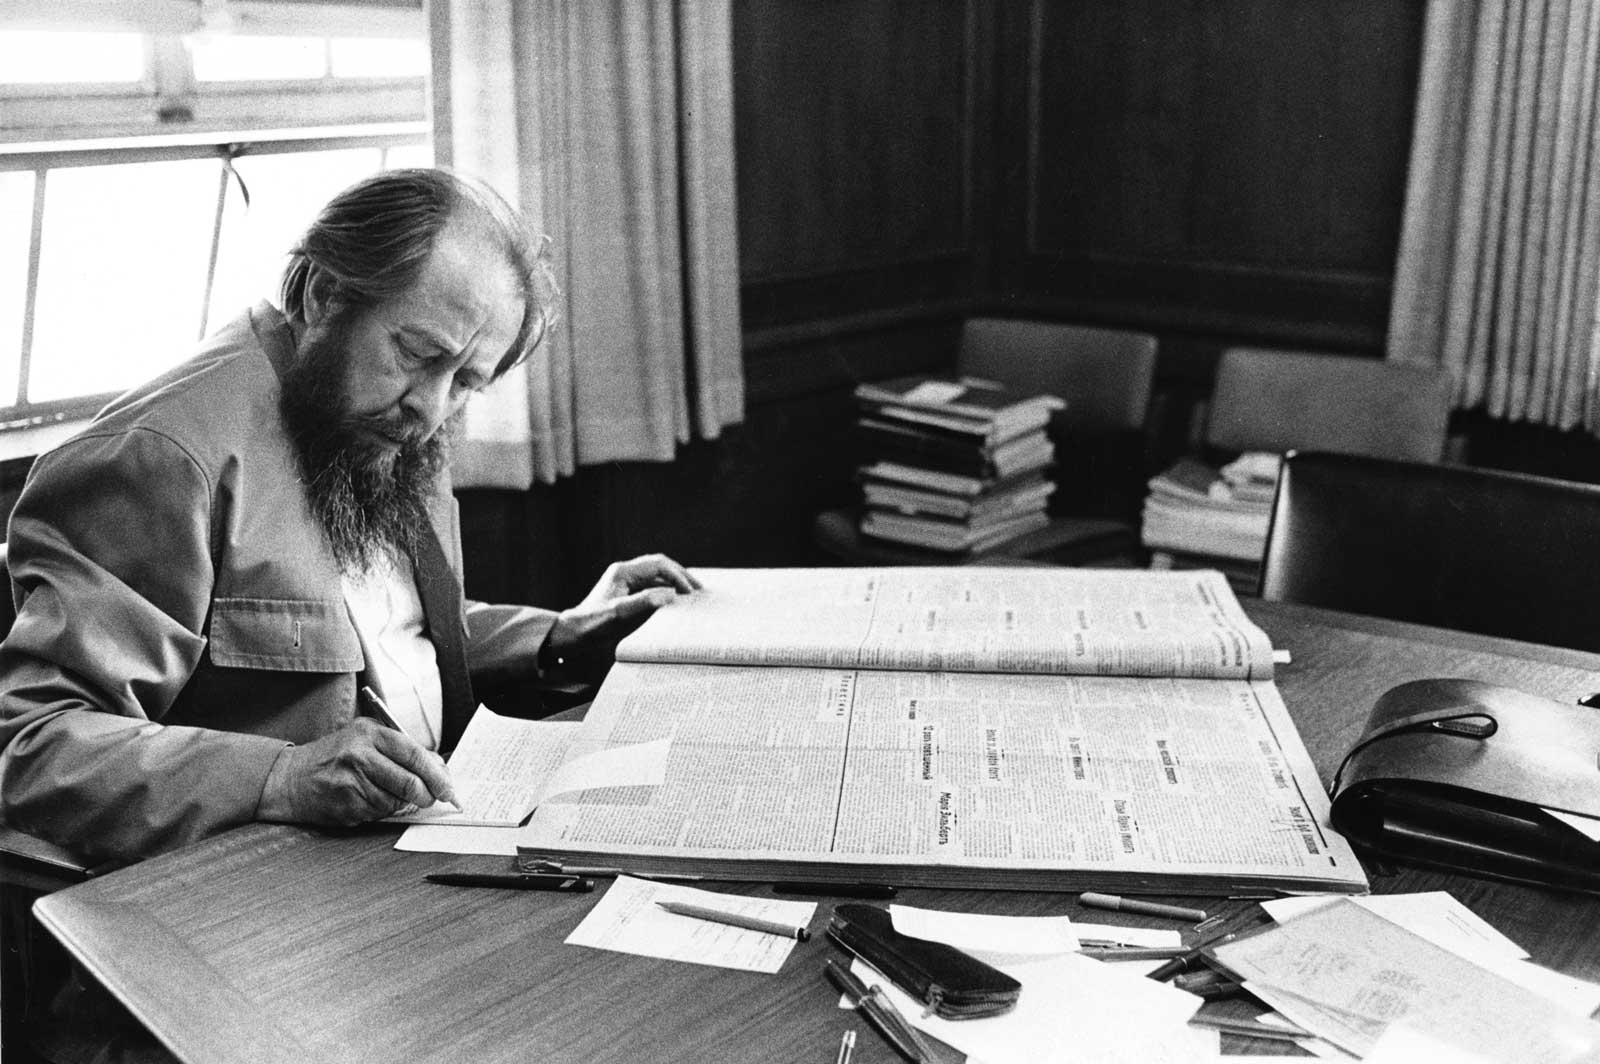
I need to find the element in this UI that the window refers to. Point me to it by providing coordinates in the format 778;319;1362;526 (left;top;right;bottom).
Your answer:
0;1;431;433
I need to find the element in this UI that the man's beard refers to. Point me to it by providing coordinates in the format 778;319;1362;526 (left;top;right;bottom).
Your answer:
278;313;452;575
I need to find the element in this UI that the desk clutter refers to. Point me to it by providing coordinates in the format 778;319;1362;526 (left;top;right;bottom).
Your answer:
849;375;1063;554
430;859;1600;1063
33;573;1600;1064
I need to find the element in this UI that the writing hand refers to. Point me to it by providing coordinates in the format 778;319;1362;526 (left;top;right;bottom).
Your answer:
546;553;700;667
257;718;458;826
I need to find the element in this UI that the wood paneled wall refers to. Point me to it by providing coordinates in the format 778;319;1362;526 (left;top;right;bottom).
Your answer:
992;0;1423;351
468;0;1431;604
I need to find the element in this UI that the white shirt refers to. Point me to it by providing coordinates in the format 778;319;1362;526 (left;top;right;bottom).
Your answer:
342;552;444;750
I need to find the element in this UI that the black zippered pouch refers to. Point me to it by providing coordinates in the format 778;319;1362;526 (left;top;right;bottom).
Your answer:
827;903;1021;1019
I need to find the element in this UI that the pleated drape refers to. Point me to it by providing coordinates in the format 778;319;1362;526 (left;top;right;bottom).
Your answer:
429;0;744;487
1387;0;1600;432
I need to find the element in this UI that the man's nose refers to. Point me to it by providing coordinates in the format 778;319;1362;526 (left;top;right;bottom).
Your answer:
400;372;453;435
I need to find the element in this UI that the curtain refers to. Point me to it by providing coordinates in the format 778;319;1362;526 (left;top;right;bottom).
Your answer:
1387;0;1600;432
428;0;744;488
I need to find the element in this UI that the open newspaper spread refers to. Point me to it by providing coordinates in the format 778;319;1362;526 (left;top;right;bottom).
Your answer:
515;567;1367;894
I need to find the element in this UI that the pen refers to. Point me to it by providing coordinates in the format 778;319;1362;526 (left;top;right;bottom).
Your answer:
425;872;594;892
655;900;812;941
1173;968;1245;999
773;881;898;899
1079;945;1191;961
361;685;462;811
1078;891;1207;923
1147;904;1269;981
835;1029;856;1064
360;684;408;734
824;960;932;1064
518;858;703;883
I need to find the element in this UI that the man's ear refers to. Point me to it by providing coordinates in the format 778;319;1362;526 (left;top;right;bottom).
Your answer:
301;267;338;327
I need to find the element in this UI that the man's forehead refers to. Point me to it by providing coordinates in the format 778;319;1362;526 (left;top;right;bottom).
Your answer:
385;229;523;358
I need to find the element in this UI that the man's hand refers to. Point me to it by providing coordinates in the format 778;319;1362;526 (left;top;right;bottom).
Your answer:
257;718;459;826
545;553;700;668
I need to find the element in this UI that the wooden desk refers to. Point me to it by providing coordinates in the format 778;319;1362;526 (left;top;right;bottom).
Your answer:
33;601;1600;1064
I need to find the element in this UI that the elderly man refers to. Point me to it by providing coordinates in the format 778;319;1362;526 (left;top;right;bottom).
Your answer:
0;168;696;864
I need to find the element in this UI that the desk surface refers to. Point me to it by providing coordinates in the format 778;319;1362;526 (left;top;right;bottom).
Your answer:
34;599;1600;1064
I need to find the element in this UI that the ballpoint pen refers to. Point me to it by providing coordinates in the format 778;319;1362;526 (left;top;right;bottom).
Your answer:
425;872;594;892
1078;891;1207;923
518;858;703;883
1147;903;1270;981
823;960;932;1064
1079;945;1191;961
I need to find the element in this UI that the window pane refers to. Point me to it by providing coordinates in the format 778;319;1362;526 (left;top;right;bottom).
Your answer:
383;142;435;170
208;149;383;328
330;37;428;78
190;35;327;82
30;161;218;403
0;172;35;408
0;31;145;84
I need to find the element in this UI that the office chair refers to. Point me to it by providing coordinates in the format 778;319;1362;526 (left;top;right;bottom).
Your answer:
1260;450;1600;653
1207;347;1453;462
1140;348;1456;594
813;318;1160;567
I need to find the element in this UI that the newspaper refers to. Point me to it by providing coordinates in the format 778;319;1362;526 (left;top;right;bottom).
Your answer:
616;566;1275;680
517;568;1363;893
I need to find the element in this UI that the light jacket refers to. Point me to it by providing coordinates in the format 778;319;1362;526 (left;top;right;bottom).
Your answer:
0;303;556;863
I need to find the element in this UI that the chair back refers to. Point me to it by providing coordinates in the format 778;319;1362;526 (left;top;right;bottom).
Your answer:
1207;348;1453;461
958;319;1158;434
1260;450;1600;652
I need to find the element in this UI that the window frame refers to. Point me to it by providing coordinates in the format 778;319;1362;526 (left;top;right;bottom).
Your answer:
0;1;430;431
0;123;429;430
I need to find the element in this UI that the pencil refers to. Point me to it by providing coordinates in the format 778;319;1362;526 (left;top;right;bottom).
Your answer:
655;900;811;941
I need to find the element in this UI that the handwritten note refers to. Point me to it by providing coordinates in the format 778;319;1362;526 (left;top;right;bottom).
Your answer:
1213;899;1600;1061
565;876;815;974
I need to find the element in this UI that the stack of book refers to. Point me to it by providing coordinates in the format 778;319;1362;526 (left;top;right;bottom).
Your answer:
851;375;1064;554
1140;452;1282;593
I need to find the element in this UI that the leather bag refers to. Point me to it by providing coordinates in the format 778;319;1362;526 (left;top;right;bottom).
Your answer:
1329;678;1600;894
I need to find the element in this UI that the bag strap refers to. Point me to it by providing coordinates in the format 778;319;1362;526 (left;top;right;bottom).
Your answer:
1331;705;1498;795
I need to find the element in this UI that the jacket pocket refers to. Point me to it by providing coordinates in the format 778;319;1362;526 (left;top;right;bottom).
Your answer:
207;597;363;673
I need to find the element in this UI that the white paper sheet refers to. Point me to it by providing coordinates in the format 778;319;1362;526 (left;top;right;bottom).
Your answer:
1262;891;1600;1018
564;876;815;974
885;905;1180;966
852;905;1212;1064
389;711;581;827
395;721;670;854
1213;899;1600;1061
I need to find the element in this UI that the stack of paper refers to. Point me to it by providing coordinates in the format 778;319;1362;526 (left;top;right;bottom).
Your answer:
1211;895;1600;1062
1141;452;1282;594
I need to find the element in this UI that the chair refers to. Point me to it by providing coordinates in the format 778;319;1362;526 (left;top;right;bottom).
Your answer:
813;318;1160;567
957;318;1158;435
1141;348;1456;594
1260;450;1600;653
1206;347;1453;462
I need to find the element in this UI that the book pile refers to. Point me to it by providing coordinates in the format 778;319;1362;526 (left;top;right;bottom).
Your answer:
851;375;1064;554
1140;452;1282;593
